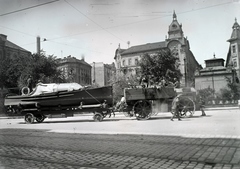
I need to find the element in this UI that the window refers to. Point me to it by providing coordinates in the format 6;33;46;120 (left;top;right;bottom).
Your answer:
135;58;139;65
233;45;236;53
122;60;125;66
128;58;132;65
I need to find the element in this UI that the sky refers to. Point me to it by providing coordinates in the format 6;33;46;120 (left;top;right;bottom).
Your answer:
0;0;240;67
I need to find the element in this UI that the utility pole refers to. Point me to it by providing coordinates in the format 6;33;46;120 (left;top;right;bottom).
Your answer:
36;36;40;55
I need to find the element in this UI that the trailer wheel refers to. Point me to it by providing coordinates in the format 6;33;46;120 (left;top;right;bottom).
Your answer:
35;114;45;123
133;100;152;120
24;113;35;124
93;113;103;122
172;94;195;117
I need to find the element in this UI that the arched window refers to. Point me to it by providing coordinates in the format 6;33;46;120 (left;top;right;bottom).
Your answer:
128;58;132;65
135;58;139;65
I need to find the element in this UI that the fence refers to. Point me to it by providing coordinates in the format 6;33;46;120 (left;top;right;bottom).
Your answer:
205;99;238;107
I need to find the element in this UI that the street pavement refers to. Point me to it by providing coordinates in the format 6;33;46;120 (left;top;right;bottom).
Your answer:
0;109;239;169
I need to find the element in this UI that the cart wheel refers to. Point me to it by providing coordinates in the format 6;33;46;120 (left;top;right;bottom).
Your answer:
133;100;152;120
24;113;35;124
178;95;195;117
35;114;45;123
93;113;103;122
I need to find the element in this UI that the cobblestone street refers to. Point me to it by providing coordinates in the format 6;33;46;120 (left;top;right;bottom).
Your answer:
0;127;240;169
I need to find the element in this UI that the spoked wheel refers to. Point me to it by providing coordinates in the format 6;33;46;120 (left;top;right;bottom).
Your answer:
93;113;103;122
177;95;195;117
35;114;45;123
24;113;35;124
133;100;152;120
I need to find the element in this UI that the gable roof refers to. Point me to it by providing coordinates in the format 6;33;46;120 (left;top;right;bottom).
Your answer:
121;41;166;55
0;34;31;53
5;40;31;53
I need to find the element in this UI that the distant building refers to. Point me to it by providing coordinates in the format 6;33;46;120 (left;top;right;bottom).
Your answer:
90;62;116;87
226;18;240;80
0;34;31;60
195;55;232;92
58;56;92;86
114;11;201;87
195;18;240;93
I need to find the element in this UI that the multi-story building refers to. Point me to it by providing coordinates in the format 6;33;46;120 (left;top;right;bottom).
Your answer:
226;18;240;79
114;11;201;87
90;62;116;87
0;34;31;61
195;18;240;93
58;56;92;86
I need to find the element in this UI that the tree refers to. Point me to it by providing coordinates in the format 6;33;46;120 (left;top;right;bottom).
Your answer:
197;87;215;101
138;49;182;84
0;53;32;89
110;73;138;103
1;51;64;90
225;76;240;100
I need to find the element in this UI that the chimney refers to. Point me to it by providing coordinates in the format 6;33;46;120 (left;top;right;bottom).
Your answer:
0;34;7;41
37;36;40;55
0;34;7;45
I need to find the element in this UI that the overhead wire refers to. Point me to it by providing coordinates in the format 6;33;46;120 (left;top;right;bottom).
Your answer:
0;0;60;17
40;0;233;42
64;0;126;44
2;1;233;56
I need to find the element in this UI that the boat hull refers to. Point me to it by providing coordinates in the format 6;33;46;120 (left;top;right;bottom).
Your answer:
4;86;113;109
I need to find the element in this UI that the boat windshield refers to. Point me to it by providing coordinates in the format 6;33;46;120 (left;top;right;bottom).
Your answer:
30;83;83;96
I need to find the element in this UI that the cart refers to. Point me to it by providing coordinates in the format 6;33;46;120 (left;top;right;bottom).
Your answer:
115;86;196;120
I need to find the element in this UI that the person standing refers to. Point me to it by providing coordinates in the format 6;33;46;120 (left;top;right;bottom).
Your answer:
171;96;181;121
199;97;206;116
27;75;33;92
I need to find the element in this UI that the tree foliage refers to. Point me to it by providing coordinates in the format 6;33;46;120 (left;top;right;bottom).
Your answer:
1;51;64;90
138;49;182;84
110;73;138;103
224;76;240;100
0;54;31;89
197;87;215;101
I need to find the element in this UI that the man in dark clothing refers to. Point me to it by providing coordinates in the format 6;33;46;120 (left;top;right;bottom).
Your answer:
171;96;181;121
200;97;206;116
27;75;33;92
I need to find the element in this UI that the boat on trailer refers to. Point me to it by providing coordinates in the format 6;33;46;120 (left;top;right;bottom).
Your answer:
4;83;114;123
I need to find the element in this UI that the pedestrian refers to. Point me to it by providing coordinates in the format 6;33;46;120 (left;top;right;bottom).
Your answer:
171;95;181;121
141;76;148;88
199;97;206;116
27;75;33;92
174;78;180;88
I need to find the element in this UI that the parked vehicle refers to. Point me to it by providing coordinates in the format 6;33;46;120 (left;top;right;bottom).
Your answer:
115;86;196;120
4;83;113;123
4;83;196;123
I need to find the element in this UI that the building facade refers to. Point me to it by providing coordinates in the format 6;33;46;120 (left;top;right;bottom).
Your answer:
0;34;31;61
226;18;240;80
114;11;201;87
58;56;92;86
90;62;116;87
195;56;232;92
195;18;240;93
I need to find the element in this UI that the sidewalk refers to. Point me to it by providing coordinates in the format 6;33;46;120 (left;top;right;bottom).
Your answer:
0;107;239;119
